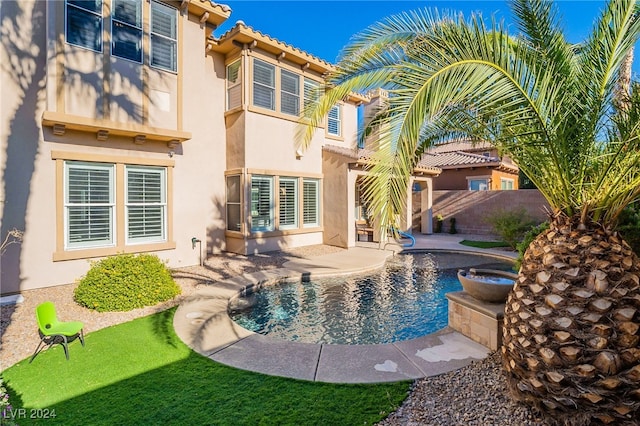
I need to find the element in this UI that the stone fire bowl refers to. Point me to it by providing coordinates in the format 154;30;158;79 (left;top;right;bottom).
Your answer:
457;268;518;303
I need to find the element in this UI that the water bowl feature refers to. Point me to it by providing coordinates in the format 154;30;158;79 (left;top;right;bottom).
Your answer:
457;268;518;303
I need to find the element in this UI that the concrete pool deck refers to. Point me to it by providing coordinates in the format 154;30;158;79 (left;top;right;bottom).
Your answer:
173;234;517;383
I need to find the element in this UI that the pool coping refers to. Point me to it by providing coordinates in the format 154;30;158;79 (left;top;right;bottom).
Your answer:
173;243;515;383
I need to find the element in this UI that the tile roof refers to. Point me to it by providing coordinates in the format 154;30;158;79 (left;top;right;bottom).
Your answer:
213;21;333;70
419;151;518;172
323;145;441;174
429;139;494;154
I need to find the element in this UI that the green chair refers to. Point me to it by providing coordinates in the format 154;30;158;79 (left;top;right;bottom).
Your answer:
29;301;85;363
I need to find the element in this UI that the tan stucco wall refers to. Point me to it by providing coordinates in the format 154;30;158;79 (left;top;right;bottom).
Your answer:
433;168;519;190
1;1;227;294
322;152;353;248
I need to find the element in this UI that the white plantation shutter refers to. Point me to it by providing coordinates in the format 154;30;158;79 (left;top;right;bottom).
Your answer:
227;60;242;110
112;0;142;62
327;105;341;136
279;178;298;229
65;162;114;248
150;1;177;72
253;59;275;110
126;166;166;243
280;69;300;116
303;78;320;110
251;176;274;231
303;179;319;227
66;0;103;52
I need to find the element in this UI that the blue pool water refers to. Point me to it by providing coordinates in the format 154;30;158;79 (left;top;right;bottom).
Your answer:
228;252;514;345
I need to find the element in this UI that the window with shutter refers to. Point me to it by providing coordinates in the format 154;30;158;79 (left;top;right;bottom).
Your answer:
150;0;177;72
125;166;167;243
303;78;320;111
327;105;341;136
227;60;242;110
279;178;298;229
65;162;114;249
111;0;142;62
253;59;275;110
303;179;319;227
66;0;103;52
251;176;274;232
280;69;300;116
226;175;242;231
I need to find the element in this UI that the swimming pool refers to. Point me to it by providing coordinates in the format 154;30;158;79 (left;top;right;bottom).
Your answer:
228;251;514;345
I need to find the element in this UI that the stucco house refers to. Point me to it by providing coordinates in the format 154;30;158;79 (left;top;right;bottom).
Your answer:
422;141;519;191
0;0;437;295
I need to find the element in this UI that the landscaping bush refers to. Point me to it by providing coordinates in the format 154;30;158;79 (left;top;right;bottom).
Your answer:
74;253;180;312
486;208;537;249
515;221;550;269
618;201;640;254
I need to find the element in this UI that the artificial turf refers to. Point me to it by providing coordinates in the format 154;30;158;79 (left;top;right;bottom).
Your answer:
459;240;510;249
1;308;410;425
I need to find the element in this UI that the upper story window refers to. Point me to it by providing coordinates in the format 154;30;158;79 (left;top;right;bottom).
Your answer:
112;0;143;62
66;0;103;52
227;60;242;110
303;78;320;111
65;0;177;72
280;69;300;116
253;59;276;110
150;0;178;72
327;105;342;137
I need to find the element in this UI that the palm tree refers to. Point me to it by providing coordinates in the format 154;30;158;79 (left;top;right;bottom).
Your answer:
299;0;640;423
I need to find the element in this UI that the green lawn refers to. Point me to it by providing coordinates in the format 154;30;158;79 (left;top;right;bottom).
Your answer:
459;240;510;249
1;309;409;425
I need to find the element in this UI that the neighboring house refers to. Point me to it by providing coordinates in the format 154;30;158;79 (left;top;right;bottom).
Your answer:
421;141;519;190
0;1;437;294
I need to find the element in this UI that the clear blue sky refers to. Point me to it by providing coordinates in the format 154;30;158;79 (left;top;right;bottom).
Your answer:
214;1;639;76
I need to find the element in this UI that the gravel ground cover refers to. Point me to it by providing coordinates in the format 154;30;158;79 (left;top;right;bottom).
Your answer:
379;352;550;425
1;244;548;424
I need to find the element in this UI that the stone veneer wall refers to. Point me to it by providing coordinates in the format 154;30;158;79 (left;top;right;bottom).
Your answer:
429;189;550;236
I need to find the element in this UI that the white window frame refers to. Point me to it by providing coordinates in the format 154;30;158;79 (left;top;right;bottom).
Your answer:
64;161;115;250
226;60;242;111
226;175;242;232
500;178;515;190
327;104;342;137
279;177;298;230
252;59;276;111
65;0;103;52
280;69;300;116
251;175;274;232
303;178;320;227
303;78;321;112
111;0;143;63
125;166;167;244
150;0;178;73
468;177;490;191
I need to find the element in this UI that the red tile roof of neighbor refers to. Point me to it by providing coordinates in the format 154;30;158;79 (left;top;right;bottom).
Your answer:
322;145;441;175
420;151;518;173
323;144;518;174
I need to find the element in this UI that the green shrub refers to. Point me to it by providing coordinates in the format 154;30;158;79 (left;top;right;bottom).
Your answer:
486;208;537;249
448;217;458;234
618;201;640;254
74;253;180;312
515;221;550;269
